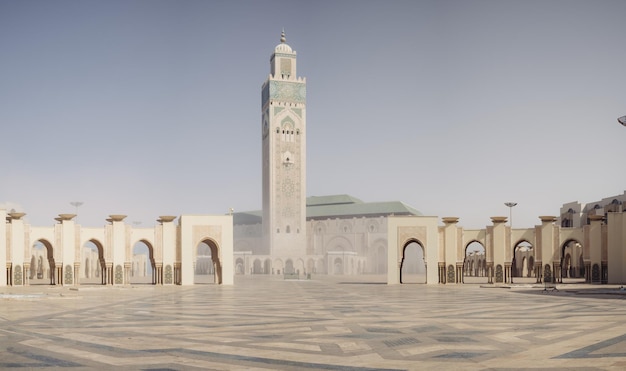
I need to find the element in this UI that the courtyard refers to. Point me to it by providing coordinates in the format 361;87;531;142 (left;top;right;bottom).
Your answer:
1;275;625;370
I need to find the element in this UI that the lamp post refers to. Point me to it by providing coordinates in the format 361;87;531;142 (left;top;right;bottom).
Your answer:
504;202;517;228
70;201;83;223
618;116;626;126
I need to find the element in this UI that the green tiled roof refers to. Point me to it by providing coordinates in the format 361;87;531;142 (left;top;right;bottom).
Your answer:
232;210;262;225
306;195;422;220
306;194;364;206
233;194;421;225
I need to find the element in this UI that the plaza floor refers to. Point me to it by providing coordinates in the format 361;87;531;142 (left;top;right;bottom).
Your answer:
1;275;625;370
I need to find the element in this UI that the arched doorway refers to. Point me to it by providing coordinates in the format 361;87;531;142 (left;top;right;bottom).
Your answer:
130;241;154;284
194;241;215;284
400;241;426;284
273;259;284;275
235;258;244;274
197;239;222;284
463;241;487;284
30;240;56;285
561;240;585;283
333;257;343;275
512;241;534;283
285;259;295;274
81;240;105;285
253;259;263;274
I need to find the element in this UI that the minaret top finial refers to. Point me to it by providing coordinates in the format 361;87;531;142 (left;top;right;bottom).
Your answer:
280;29;286;43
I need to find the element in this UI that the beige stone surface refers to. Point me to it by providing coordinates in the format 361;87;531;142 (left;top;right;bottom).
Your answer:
1;275;625;370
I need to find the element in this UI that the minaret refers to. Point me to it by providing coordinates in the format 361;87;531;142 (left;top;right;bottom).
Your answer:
261;31;307;262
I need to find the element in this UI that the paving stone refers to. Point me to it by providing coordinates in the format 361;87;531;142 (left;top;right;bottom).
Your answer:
0;275;625;370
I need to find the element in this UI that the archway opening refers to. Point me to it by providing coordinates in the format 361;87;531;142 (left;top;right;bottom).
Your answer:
333;257;343;275
235;258;244;275
463;241;487;284
130;241;154;284
194;241;215;284
81;240;105;285
30;240;55;285
285;259;295;274
561;240;585;283
400;241;426;284
198;239;221;284
512;241;535;283
253;259;263;274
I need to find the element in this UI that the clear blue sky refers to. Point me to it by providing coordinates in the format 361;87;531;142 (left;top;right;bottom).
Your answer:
2;0;625;229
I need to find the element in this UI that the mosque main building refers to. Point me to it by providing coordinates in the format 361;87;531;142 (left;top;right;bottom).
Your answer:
232;31;422;276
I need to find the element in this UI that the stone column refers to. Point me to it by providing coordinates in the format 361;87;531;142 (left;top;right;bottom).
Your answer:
490;216;507;284
174;262;181;285
504;262;512;284
74;263;80;286
155;263;163;285
438;262;445;284
6;263;12;286
124;262;131;285
588;215;603;284
537;216;558;283
106;263;114;285
23;263;30;286
8;212;26;286
442;217;460;284
109;214;127;285
56;264;63;285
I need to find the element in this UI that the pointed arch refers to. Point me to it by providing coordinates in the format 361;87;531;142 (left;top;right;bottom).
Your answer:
400;239;426;284
198;238;222;284
463;241;487;284
31;239;56;285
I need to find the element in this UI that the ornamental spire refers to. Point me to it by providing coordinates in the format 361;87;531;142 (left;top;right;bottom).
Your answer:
280;29;286;43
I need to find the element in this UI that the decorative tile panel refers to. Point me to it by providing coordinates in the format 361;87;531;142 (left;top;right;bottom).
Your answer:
495;264;503;283
115;265;123;284
64;264;73;284
269;81;306;103
14;265;22;285
164;265;172;284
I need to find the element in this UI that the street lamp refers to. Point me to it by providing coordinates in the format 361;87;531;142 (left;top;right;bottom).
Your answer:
504;202;517;228
70;201;83;223
618;116;626;126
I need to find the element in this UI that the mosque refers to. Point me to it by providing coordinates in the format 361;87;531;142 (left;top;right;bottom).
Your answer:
232;31;422;277
1;32;625;287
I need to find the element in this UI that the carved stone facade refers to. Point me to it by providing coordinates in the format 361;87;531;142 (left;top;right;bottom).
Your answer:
262;31;307;260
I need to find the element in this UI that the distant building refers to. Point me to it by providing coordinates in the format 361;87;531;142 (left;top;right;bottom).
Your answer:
234;195;421;275
559;191;626;227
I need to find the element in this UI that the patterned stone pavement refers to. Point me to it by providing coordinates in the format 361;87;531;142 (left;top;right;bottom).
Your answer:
1;275;626;370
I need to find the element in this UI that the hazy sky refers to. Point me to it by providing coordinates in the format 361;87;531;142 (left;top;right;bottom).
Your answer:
2;0;625;229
